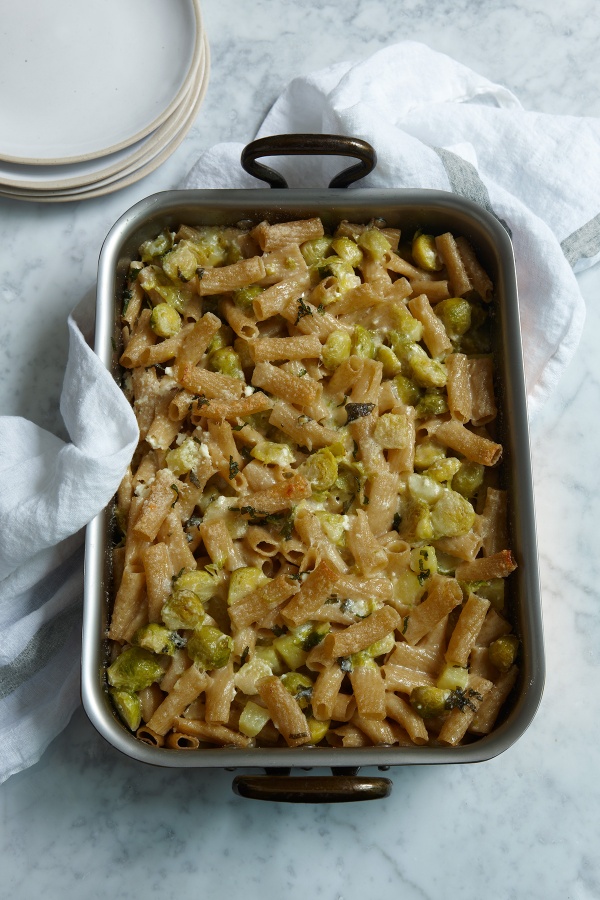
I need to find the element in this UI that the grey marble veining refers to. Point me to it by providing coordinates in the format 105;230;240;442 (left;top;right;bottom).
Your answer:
1;1;600;898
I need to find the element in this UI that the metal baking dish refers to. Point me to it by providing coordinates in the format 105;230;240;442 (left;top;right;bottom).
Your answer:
82;135;544;802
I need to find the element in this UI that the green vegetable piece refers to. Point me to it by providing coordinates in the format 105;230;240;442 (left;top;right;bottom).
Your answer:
208;347;243;379
251;441;295;467
394;375;422;407
331;236;363;267
186;226;230;267
173;569;217;603
463;578;505;611
357;228;392;261
426;456;461;484
376;344;403;378
233;284;263;310
301;448;338;491
162;241;202;282
301;235;333;267
161;592;205;631
436;665;469;691
488;634;519;673
187;625;233;670
315;511;347;547
227;566;269;606
415;388;449;418
409;685;451;718
352;324;377;359
280;672;313;708
436;297;472;338
411;233;443;271
431;489;476;539
109;688;142;732
166;437;202;477
410;546;438;584
107;647;164;692
139;229;173;262
322;329;352;370
208;324;235;353
452;461;485;499
413;440;447;470
150;303;182;338
390;305;424;342
409;350;447;389
132;623;178;656
401;497;434;542
307;717;329;744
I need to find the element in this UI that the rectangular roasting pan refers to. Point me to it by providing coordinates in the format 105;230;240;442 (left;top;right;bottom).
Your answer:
82;135;544;802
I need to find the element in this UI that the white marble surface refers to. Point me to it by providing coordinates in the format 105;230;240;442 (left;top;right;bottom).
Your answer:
1;1;600;898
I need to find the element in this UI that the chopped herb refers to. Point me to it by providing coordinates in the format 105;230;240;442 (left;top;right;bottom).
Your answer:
240;646;250;666
196;267;205;280
352;439;359;459
297;414;312;426
417;571;430;586
288;573;302;581
302;631;325;651
362;494;370;505
231;424;246;432
340;657;353;673
295;685;314;703
189;394;210;411
127;269;139;283
171;567;185;585
188;470;201;488
295;297;313;325
297;369;307;377
392;512;402;532
289;731;309;740
402;616;409;635
446;688;479;712
228;456;240;480
317;303;325;315
123;289;133;302
170;484;179;507
345;402;376;423
110;337;117;352
240;446;253;462
271;624;287;637
192;436;203;444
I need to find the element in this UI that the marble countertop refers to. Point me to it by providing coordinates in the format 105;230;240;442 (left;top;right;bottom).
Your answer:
1;1;600;898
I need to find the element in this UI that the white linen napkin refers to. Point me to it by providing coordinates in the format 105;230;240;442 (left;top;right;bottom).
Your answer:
0;297;138;784
186;41;600;416
3;40;599;785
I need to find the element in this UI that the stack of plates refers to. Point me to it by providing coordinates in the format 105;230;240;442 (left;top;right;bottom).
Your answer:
0;0;209;202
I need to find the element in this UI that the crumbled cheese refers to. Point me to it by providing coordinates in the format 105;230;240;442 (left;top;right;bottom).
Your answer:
197;442;210;459
234;657;273;695
243;385;255;397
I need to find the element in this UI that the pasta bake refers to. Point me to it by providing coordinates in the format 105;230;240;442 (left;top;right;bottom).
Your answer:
107;215;520;751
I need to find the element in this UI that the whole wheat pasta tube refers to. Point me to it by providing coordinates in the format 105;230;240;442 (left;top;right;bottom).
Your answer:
107;568;147;642
437;674;493;746
454;550;517;582
133;469;181;542
252;361;322;409
250;333;322;363
322;605;401;660
176;364;244;400
142;542;174;623
435;232;471;297
176;312;222;368
403;574;463;646
199;519;244;572
432;419;502;466
470;666;518;734
139;324;193;366
252;278;309;321
408;294;453;358
445;353;472;423
173;717;252;747
146;665;211;736
257;675;312;747
281;560;340;628
204;662;236;725
190;391;273;424
196;255;266;295
251;218;324;252
228;573;300;629
311;663;345;721
349;661;386;719
408;279;450;303
480;487;509;557
346;510;388;576
455;236;493;301
445;594;491;667
120;309;156;368
382;664;436;694
243;472;312;514
220;297;260;340
385;691;429;744
468;356;497;426
269;400;338;450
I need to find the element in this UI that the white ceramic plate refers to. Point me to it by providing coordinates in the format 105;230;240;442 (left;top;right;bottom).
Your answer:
0;0;202;165
0;35;210;203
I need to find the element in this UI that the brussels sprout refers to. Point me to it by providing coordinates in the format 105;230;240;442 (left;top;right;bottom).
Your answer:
139;229;173;262
373;412;411;450
413;440;447;470
352;325;377;359
132;623;179;656
187;625;233;670
393;375;422;407
208;324;236;353
431;489;476;539
357;228;392;261
411;233;443;271
315;511;347;547
331;236;363;267
426;456;462;485
107;647;165;692
173;569;218;604
436;665;469;691
415;388;449;418
273;633;308;671
408;348;447;389
161;592;205;631
300;235;333;267
251;441;295;467
301;448;338;491
390;306;423;343
150;303;181;338
138;266;186;312
307;717;330;744
462;578;505;611
376;344;403;378
365;632;396;658
488;634;519;672
409;685;451;718
227;566;269;606
319;256;360;293
186;226;230;267
436;297;472;338
322;329;352;370
165;437;202;477
109;688;142;732
392;569;426;607
452;461;485;499
401;497;434;542
232;283;264;309
280;672;313;708
208;347;244;378
254;644;284;675
162;241;201;282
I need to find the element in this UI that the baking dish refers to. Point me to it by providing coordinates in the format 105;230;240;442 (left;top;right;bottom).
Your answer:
82;135;544;802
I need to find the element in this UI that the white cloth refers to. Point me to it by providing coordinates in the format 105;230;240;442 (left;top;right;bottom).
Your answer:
0;297;138;784
3;40;600;785
185;41;600;416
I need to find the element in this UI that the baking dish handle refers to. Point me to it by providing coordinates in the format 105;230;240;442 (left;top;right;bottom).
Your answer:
240;134;377;188
232;769;392;803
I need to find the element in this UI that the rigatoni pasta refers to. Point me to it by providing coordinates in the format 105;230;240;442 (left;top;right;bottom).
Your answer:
106;216;521;751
